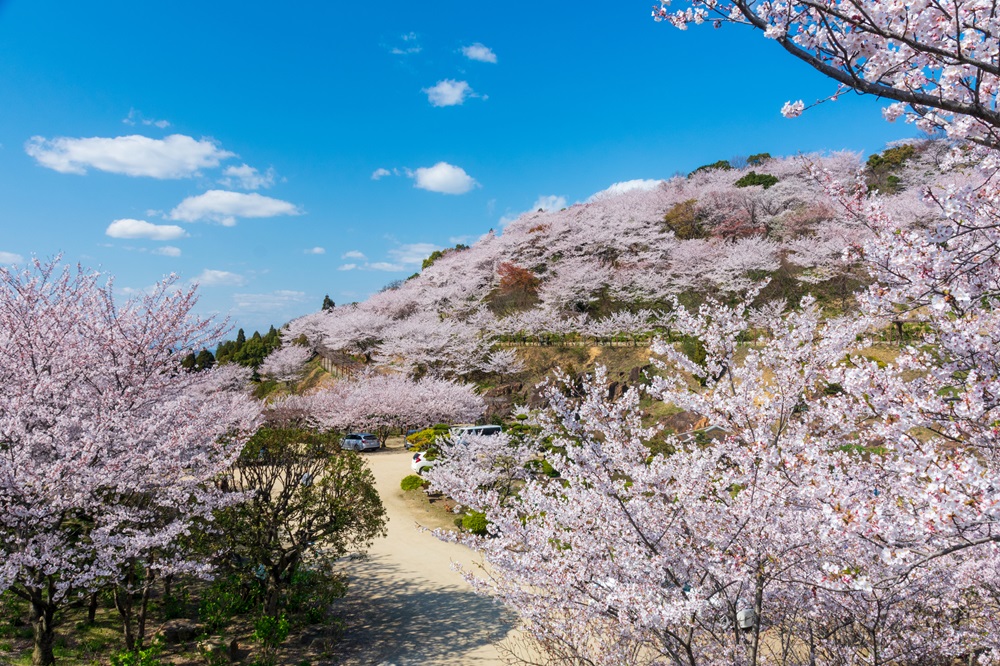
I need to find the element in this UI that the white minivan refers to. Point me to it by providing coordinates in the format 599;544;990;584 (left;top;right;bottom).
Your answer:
411;424;503;474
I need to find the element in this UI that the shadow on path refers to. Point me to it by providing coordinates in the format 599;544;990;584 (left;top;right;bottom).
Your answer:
330;554;515;665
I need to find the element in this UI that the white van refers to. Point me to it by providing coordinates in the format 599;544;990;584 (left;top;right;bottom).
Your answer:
449;424;502;443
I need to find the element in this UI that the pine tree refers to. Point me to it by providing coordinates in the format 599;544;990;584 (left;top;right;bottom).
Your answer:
322;295;335;311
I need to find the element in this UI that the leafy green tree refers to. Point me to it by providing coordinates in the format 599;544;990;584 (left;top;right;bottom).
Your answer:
734;171;779;189
215;428;387;617
195;349;215;371
181;353;196;371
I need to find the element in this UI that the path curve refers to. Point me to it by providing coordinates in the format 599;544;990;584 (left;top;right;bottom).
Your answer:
331;443;519;665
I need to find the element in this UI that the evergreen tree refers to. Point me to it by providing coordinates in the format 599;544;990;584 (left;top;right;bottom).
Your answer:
195;348;215;371
180;352;196;371
235;328;246;349
322;295;335;311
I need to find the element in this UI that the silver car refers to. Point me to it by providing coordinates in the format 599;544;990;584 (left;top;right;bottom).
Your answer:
341;433;381;452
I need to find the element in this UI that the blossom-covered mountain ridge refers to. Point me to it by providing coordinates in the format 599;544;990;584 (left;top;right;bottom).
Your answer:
287;142;946;378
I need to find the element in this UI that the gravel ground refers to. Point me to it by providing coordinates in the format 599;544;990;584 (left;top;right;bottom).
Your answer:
329;441;520;666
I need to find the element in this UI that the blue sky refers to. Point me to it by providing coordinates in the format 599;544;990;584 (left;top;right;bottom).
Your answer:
0;1;915;335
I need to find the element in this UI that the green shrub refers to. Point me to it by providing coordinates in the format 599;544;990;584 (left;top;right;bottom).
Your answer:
462;511;489;536
400;474;428;491
287;569;346;626
689;159;732;176
253;613;290;650
161;585;189;620
679;336;707;366
734;171;779;189
110;641;162;666
866;144;916;193
747;152;771;165
199;574;262;631
663;199;706;240
526;458;559;478
866;144;915;171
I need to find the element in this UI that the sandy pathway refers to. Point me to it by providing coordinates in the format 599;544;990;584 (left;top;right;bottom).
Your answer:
330;443;519;665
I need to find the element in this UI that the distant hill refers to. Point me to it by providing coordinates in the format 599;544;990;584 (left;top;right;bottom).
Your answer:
287;142;948;394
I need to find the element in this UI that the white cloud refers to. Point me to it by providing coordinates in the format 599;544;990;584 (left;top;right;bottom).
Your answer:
342;250;367;260
191;269;247;287
499;194;567;228
219;164;276;190
371;168;392;180
106;218;188;241
388;242;441;266
169;190;302;226
304;247;326;255
462;43;497;63
153;246;182;257
423;80;474;107
389;32;422;55
0;251;24;265
532;195;567;212
338;263;358;271
411;162;478;194
25;134;233;178
588;179;664;201
369;262;405;272
123;109;170;128
232;290;306;313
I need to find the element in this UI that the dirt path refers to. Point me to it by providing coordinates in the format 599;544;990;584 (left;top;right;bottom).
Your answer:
329;442;519;665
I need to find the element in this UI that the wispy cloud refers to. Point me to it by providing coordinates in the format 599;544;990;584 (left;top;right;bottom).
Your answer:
342;250;367;260
0;251;24;265
388;242;441;266
338;263;358;271
304;247;326;255
122;108;171;128
462;43;497;63
232;289;307;313
191;269;247;287
219;164;276;190
153;246;182;257
389;31;422;55
411;162;479;194
106;218;188;241
26;134;233;178
369;261;405;272
371;167;392;180
169;190;302;226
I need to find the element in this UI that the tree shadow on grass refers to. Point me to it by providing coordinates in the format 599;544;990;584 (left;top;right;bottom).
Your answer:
329;554;515;665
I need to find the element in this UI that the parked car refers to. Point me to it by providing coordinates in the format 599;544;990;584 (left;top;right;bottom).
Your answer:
412;424;503;474
341;433;381;452
411;450;435;475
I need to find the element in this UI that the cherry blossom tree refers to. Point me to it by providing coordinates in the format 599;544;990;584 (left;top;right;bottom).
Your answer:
0;260;261;664
654;0;1000;148
275;372;485;443
425;4;1000;662
259;336;314;384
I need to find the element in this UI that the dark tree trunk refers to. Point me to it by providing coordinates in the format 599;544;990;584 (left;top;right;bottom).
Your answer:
136;579;153;650
30;594;56;666
87;592;99;625
114;584;135;652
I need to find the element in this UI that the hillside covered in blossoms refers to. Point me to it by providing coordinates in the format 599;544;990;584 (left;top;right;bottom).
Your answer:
288;141;948;379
